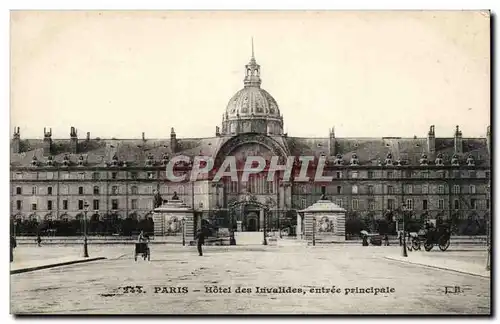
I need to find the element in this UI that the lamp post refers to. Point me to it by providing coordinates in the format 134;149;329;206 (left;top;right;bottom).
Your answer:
263;209;268;245
312;216;316;246
486;181;491;271
83;201;90;258
182;218;186;246
401;203;408;257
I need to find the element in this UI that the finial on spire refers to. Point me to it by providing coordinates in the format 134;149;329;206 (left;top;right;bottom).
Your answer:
251;37;254;59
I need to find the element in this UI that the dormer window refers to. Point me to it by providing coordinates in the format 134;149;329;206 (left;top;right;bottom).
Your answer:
62;155;70;167
111;154;119;167
31;156;38;167
350;153;359;166
451;154;460;166
466;154;475;166
145;153;154;167
334;154;343;166
395;159;402;167
419;153;428;166
435;153;444;166
47;155;54;167
78;155;85;167
385;153;393;166
161;153;169;166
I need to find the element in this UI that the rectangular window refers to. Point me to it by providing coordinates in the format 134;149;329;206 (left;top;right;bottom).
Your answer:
368;199;375;210
131;199;138;209
368;185;374;195
93;199;100;210
112;186;118;195
486;199;490;209
387;199;394;210
47;200;53;211
63;200;68;210
47;186;53;195
387;185;394;195
16;187;22;195
112;172;117;180
368;171;374;179
470;199;476;210
352;199;359;210
438;199;444;210
46;172;54;180
336;171;342;179
32;186;37;195
336;186;342;194
453;185;460;194
78;173;85;180
78;200;84;210
454;199;459;210
147;172;154;179
112;199;119;210
92;172;100;180
336;199;342;207
301;198;307;209
31;203;37;211
438;185;445;194
130;172;137;179
422;172;429;178
470;185;476;194
351;172;358;179
406;199;413;210
16;200;22;210
422;199;428;210
422;185;429;194
352;185;358;194
387;171;393;178
485;171;490;179
93;186;99;195
407;185;413;194
79;186;84;195
469;171;476;178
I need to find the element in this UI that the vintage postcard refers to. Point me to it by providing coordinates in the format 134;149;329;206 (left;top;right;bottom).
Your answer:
9;10;491;315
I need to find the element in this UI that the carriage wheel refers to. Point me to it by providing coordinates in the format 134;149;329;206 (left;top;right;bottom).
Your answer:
412;239;420;251
439;238;450;251
424;242;433;252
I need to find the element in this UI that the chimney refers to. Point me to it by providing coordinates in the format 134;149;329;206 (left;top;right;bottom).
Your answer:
427;125;435;158
86;132;90;141
215;126;220;137
142;132;145;141
487;125;491;154
70;126;78;154
12;127;20;154
43;127;52;156
329;127;336;156
454;125;463;154
170;127;177;153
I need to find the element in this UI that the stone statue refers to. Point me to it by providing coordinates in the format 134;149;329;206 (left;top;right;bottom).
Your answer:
153;190;163;208
172;191;179;200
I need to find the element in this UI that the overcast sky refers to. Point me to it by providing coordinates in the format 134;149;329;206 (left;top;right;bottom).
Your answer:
10;10;490;139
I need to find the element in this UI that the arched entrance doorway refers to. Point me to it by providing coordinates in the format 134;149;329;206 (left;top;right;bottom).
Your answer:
228;196;271;245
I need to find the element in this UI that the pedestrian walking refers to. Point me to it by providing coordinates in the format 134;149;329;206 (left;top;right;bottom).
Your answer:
384;234;389;246
36;234;42;247
398;231;403;246
195;225;210;256
10;235;17;263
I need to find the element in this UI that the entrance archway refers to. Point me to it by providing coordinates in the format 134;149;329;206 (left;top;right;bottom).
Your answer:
227;197;272;245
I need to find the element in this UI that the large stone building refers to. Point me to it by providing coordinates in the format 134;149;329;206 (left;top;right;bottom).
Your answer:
10;49;491;235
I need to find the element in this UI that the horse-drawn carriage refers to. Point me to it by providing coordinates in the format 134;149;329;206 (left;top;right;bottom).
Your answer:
411;224;451;251
134;242;150;261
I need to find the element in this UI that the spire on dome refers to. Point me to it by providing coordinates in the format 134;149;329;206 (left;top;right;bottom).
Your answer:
244;38;261;88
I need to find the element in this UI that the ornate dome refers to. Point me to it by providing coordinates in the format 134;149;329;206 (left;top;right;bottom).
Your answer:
226;87;280;119
220;41;284;136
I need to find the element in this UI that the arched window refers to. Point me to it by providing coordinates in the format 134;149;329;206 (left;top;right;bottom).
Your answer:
470;185;476;194
131;186;138;195
93;186;100;195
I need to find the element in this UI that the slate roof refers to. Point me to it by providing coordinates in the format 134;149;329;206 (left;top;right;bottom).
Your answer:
10;135;490;168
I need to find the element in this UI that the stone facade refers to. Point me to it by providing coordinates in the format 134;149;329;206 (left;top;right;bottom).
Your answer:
10;50;491;233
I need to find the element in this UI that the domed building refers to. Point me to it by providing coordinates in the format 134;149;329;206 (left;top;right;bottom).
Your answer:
10;46;491;241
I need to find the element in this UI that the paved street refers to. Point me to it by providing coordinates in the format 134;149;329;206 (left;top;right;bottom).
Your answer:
10;244;490;315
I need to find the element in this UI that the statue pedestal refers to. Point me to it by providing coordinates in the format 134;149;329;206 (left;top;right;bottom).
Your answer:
299;199;346;244
152;199;194;244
